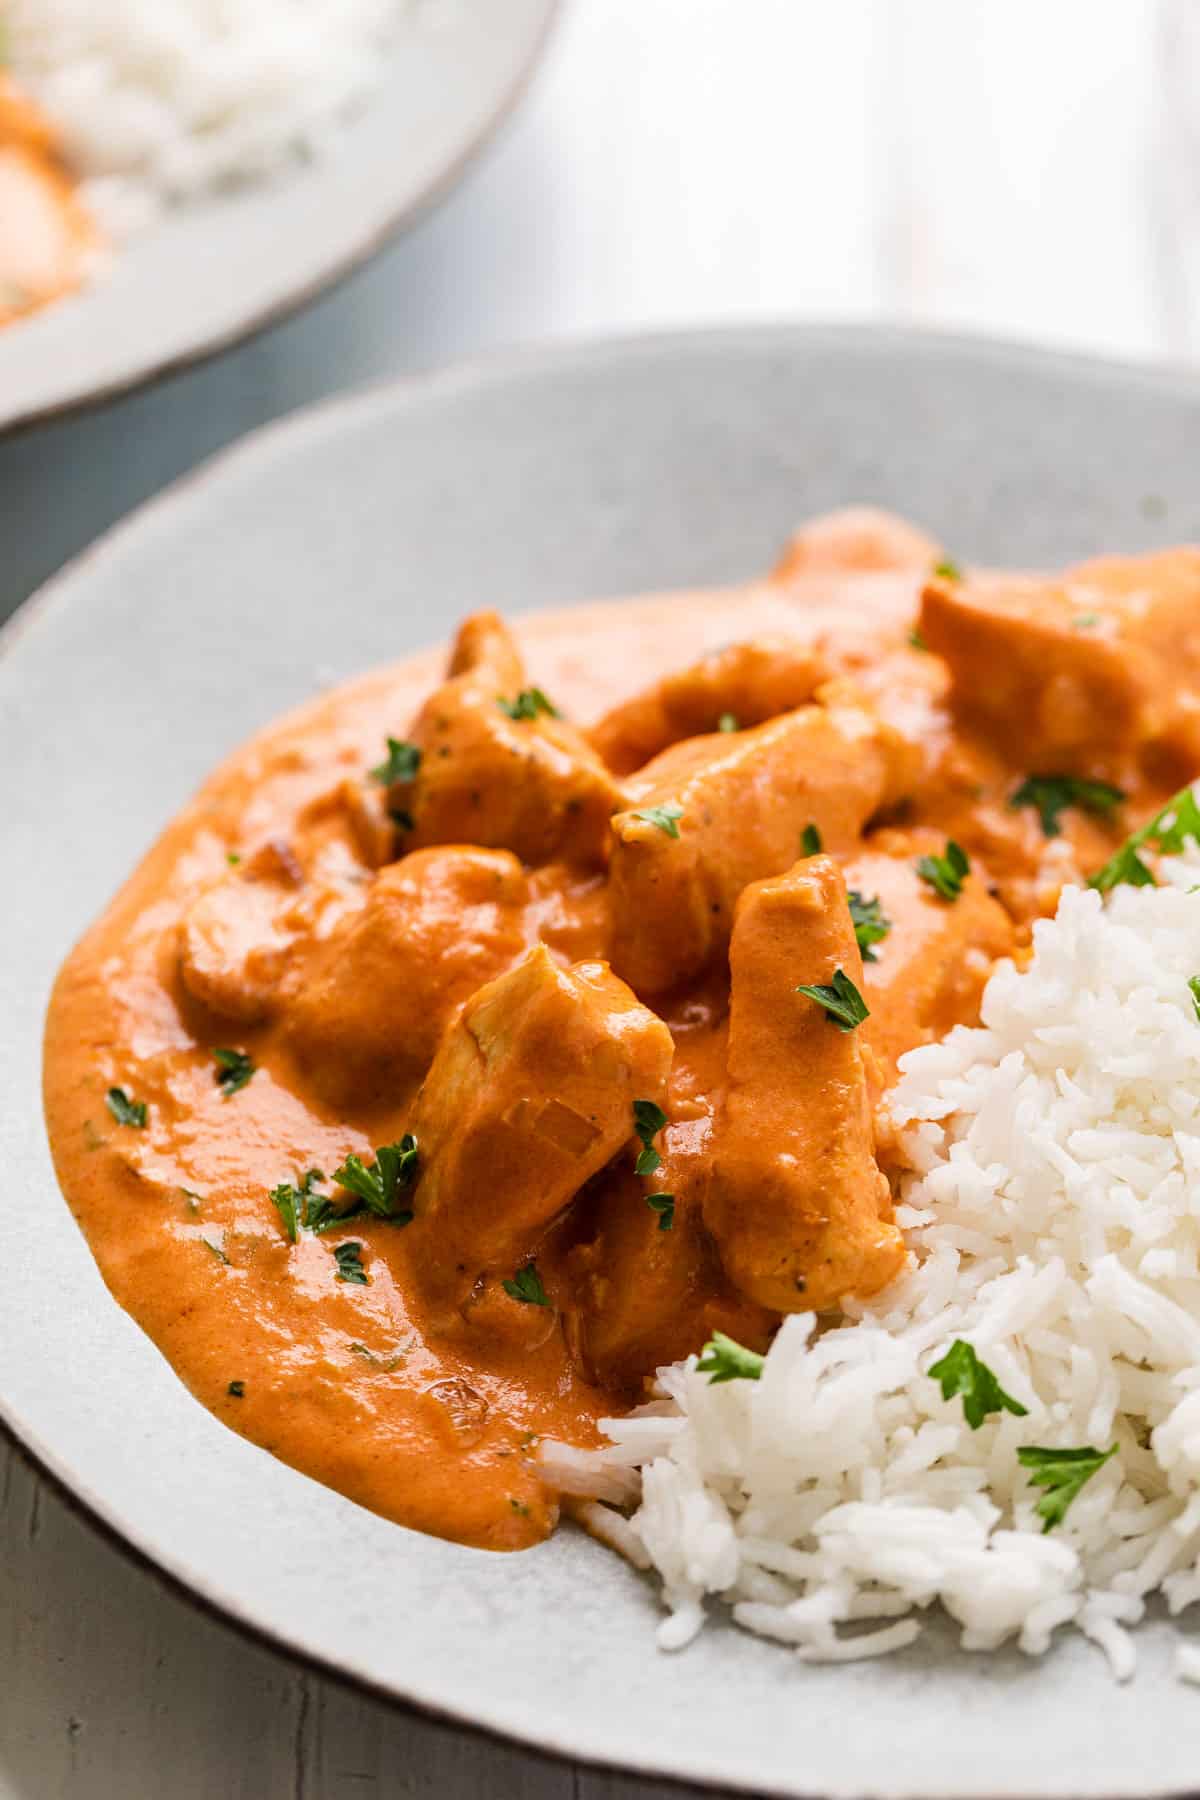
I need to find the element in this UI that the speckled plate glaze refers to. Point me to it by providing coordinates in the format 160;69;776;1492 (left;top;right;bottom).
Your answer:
5;328;1200;1800
0;0;557;435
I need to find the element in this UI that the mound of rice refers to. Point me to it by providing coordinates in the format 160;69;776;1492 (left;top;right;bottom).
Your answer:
7;0;409;236
546;844;1200;1680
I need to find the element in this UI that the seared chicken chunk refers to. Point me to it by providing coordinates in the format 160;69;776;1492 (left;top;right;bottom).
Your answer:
607;694;918;993
283;848;530;1108
844;832;1014;1091
408;945;673;1307
920;552;1200;778
773;507;941;581
569;1168;774;1394
178;840;309;1024
395;611;623;866
589;637;829;776
704;856;905;1313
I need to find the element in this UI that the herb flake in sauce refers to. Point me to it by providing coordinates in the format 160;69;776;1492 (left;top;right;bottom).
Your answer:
916;839;970;902
848;891;891;962
633;1099;668;1176
1010;774;1124;839
503;1262;549;1307
106;1087;146;1129
795;968;869;1032
370;737;421;785
213;1047;256;1097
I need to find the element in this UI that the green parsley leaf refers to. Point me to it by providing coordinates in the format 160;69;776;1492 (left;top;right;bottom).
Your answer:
370;737;421;785
933;558;963;581
497;688;560;722
1089;784;1200;893
916;839;970;902
633;1099;668;1176
696;1331;765;1384
907;627;928;651
332;1135;419;1223
1190;976;1200;1022
201;1238;229;1266
1010;775;1125;839
106;1087;147;1129
212;1047;256;1097
848;890;892;962
1017;1443;1118;1533
928;1339;1028;1430
334;1242;368;1286
717;712;739;733
801;822;823;857
226;851;242;866
503;1262;549;1307
795;967;869;1032
269;1168;330;1243
646;1193;675;1231
227;1380;245;1398
1072;613;1100;630
634;803;684;839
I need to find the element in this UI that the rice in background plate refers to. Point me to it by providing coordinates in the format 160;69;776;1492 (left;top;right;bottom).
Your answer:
6;0;410;236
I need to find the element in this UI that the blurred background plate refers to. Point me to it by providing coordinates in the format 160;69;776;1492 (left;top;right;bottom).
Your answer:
0;0;557;436
5;327;1200;1799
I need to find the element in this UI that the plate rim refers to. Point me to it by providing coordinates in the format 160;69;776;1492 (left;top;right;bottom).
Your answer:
0;0;560;439
9;321;1200;1800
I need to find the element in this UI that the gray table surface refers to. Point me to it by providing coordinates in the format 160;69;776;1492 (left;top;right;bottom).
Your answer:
4;2;1200;1794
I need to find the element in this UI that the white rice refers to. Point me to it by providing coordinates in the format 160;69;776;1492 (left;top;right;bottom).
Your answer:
6;0;409;236
544;843;1200;1677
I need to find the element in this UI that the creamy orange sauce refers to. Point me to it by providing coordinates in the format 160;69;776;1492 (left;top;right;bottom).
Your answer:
0;78;95;326
44;511;1200;1551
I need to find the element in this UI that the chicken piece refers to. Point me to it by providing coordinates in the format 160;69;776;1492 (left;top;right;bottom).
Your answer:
282;848;530;1108
407;946;674;1308
843;832;1014;1092
589;638;829;776
394;611;623;866
178;841;308;1024
919;552;1200;778
704;857;905;1313
568;1168;775;1394
607;694;919;994
772;507;941;581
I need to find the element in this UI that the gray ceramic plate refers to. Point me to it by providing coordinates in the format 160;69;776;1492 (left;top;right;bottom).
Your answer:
0;0;556;435
4;327;1200;1800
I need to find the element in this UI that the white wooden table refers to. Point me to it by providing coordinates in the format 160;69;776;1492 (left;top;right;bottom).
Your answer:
2;3;1197;1793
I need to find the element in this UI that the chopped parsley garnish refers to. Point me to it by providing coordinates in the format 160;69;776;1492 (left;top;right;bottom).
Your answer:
646;1193;675;1231
801;822;823;857
933;557;963;582
848;891;891;962
201;1238;229;1266
227;1381;245;1398
916;839;970;901
907;627;928;651
1017;1443;1117;1533
106;1087;147;1129
634;803;684;839
795;967;869;1032
332;1135;419;1223
370;737;421;785
334;1242;368;1286
269;1167;330;1243
697;1331;765;1384
633;1099;668;1176
212;1047;256;1097
1089;784;1200;893
1010;775;1124;839
503;1262;549;1307
497;688;560;722
226;851;242;866
717;712;739;733
1072;613;1100;630
928;1340;1028;1430
1190;976;1200;1021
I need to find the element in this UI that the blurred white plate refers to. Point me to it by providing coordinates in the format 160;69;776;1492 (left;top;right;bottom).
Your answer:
5;328;1200;1798
0;0;556;434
